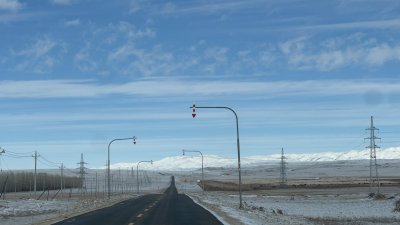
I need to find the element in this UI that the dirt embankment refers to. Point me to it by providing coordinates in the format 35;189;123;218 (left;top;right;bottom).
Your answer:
200;177;400;191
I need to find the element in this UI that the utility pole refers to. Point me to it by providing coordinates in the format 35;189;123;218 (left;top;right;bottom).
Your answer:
60;163;64;193
279;148;287;187
95;172;98;197
365;116;381;195
33;151;40;197
118;168;122;194
0;148;5;172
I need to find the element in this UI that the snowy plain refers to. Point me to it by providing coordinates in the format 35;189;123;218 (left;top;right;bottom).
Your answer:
1;148;400;225
188;191;400;225
0;172;171;225
174;158;400;225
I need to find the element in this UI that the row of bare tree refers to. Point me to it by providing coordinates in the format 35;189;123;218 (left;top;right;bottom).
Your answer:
0;171;81;193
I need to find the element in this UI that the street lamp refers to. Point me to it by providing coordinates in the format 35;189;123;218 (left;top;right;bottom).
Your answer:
137;160;153;194
107;136;136;199
0;147;5;170
190;104;243;209
182;149;205;193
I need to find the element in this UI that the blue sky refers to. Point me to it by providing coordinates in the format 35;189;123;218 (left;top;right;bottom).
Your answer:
0;0;400;170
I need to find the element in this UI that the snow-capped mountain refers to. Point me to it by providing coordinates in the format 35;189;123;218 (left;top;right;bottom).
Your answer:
108;147;400;170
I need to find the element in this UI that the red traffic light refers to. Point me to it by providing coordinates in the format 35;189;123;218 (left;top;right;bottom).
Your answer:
192;104;196;118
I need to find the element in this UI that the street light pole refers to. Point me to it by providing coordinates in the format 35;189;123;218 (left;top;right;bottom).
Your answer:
190;105;243;209
136;160;152;194
0;147;5;168
182;149;204;193
107;136;136;199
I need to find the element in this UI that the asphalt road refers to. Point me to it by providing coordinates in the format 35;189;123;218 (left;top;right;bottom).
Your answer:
52;177;223;225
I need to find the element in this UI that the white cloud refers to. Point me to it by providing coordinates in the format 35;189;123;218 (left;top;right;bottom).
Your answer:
11;36;66;73
0;0;22;11
161;0;265;15
0;79;399;99
115;21;155;39
280;35;400;71
0;12;50;23
365;44;400;65
304;18;400;30
237;50;254;64
161;2;176;14
129;0;147;14
50;0;73;5
74;44;97;71
120;46;177;76
13;37;57;58
96;21;155;44
279;36;307;55
202;47;229;74
204;47;229;63
108;43;135;61
64;19;80;26
75;21;168;75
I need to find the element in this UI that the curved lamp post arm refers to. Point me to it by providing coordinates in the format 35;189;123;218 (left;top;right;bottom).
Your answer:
190;105;243;209
107;136;136;199
182;149;205;193
136;160;153;194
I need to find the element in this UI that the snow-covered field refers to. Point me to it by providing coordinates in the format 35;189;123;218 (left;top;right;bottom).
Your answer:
0;171;171;225
0;194;139;225
174;159;400;225
189;191;400;225
1;158;399;225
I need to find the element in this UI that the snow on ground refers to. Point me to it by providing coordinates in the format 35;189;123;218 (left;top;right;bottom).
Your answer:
0;194;140;225
0;199;76;218
175;160;400;225
0;170;171;225
189;192;400;225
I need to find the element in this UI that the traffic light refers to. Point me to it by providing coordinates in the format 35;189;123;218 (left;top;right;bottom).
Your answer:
192;104;196;118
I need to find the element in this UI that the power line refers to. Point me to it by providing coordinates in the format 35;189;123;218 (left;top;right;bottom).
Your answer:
40;154;61;166
37;158;59;168
6;150;35;155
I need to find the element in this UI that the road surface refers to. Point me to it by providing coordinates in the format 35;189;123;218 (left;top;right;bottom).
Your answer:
52;177;223;225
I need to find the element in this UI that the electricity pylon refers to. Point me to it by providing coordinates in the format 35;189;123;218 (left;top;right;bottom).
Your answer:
279;148;287;187
365;116;381;195
77;153;88;194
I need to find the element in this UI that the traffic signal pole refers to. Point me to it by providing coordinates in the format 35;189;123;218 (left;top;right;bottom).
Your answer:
190;105;243;209
107;136;136;199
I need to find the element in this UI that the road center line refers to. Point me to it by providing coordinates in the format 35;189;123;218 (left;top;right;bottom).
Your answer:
137;213;143;218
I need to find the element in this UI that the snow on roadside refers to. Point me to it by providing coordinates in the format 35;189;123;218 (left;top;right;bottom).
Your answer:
189;193;311;225
0;194;140;225
190;192;400;225
0;199;76;217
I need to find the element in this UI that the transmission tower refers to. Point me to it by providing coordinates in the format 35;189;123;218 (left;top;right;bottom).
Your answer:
279;148;287;187
365;116;381;195
77;153;88;194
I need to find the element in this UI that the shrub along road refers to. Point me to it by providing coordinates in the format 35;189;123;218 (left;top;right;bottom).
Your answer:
52;176;223;225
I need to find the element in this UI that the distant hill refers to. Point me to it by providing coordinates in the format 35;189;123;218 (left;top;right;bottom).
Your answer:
107;147;400;171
